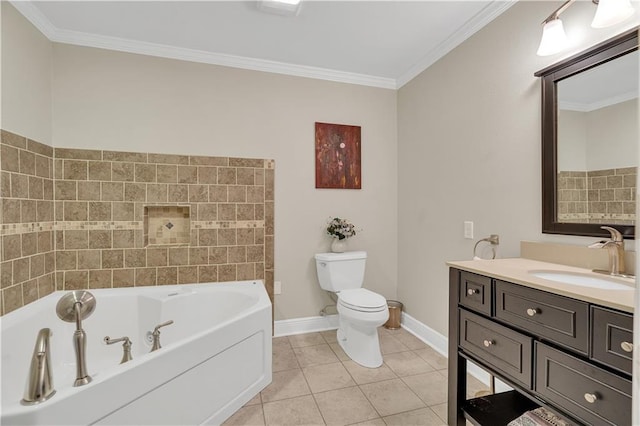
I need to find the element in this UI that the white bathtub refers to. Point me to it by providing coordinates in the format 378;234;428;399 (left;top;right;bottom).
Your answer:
1;280;272;425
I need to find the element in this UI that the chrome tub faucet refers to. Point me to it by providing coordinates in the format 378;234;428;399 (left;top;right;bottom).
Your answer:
21;328;56;405
56;291;97;387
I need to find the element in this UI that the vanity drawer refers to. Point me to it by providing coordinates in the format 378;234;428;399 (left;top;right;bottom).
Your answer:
535;342;631;426
495;280;589;354
459;309;532;388
591;306;633;376
458;271;492;316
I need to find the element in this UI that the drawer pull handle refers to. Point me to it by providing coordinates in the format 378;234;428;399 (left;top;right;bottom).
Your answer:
621;341;633;353
483;339;494;347
467;288;479;295
526;308;538;316
584;393;597;404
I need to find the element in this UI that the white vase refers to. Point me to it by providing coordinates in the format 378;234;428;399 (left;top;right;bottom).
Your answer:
331;238;348;253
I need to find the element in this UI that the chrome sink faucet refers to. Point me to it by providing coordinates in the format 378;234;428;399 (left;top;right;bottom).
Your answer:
590;226;626;276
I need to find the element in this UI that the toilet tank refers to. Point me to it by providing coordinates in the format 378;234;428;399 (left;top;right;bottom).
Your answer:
314;251;367;292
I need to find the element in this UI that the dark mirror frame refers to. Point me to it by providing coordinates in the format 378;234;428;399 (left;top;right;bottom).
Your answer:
535;28;638;239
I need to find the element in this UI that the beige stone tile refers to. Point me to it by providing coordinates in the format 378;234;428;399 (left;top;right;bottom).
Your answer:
13;258;30;284
157;267;178;285
198;229;217;247
113;230;135;249
177;165;198;184
168;247;189;266
135;268;157;286
384;351;435;377
147;184;168;202
413;347;447;370
329;342;350;362
102;250;124;269
223;404;264;426
218;228;237;246
77;250;101;270
64;160;87;180
113;269;135;288
28;176;44;199
148;153;189;165
260;369;311;403
27;139;52;157
21;200;37;223
146;248;168;267
110;162;134;181
64;270;89;290
273;336;291;348
294;344;339;368
349;418;385;426
189;247;209;265
157;164;177;183
103;151;147;163
430;402;447;423
135;163;156;182
1;262;12;288
190;155;228;166
237;204;255;220
209;185;227;202
89;230;112;249
289;332;327;348
198;204;217;221
77;181;101;201
382;407;445;426
36;200;54;222
273;344;300;372
3;285;23;313
65;230;89;250
198;166;217;184
89;270;112;289
315;386;378;426
401;371;448;406
391;331;428;351
89;201;111;221
218;203;236;221
218;264;236;281
237;168;255;185
1;145;20;172
303;362;355;393
198;265;217;282
20;150;36;175
189;184;209;202
262;395;323;426
218;167;237;185
168;184;188;202
237;263;255;280
101;182;124;201
35;156;51;179
379;334;410;355
2;130;27;148
359;378;425;417
56;251;77;270
2;235;21;262
89;161;112;181
244;393;262;406
342;360;396;385
124;183;146;201
177;266;198;284
2;199;20;223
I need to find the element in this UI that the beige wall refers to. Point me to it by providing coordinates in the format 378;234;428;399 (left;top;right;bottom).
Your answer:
1;3;52;145
51;44;398;320
397;0;639;337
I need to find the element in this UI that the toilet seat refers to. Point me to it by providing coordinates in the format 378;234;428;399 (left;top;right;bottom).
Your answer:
338;289;387;313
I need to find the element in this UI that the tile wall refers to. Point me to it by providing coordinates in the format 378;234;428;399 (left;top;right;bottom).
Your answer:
557;167;636;225
0;129;274;315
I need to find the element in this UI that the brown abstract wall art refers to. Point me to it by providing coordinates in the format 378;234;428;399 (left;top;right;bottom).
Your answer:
315;122;361;189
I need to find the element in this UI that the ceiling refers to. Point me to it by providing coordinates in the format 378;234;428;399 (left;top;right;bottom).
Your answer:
12;1;516;89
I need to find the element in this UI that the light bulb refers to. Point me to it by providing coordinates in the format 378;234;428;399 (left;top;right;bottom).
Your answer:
592;0;636;28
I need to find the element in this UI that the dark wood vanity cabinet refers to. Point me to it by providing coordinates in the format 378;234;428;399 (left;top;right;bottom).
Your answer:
448;268;633;426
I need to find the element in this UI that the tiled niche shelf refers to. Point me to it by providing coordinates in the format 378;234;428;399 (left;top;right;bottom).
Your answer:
144;205;191;247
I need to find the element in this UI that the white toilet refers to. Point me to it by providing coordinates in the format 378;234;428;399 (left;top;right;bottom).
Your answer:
315;251;389;368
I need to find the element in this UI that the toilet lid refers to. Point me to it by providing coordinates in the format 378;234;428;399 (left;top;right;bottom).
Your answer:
338;289;387;312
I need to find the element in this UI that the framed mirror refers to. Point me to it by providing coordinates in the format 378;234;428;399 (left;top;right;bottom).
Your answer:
535;28;638;239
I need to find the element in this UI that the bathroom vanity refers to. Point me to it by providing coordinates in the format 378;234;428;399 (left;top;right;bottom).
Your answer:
447;258;634;426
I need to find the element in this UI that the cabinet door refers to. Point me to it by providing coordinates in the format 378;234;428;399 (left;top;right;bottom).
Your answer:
535;342;631;426
591;306;633;376
459;309;532;388
458;271;491;316
495;280;589;354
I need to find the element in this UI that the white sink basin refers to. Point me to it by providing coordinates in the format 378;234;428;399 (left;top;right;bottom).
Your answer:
529;270;634;290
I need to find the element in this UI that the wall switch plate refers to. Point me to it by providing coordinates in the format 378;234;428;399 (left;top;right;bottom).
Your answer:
274;281;282;295
464;221;474;239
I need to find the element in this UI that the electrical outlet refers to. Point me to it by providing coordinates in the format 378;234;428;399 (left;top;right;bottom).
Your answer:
274;281;282;295
464;221;474;239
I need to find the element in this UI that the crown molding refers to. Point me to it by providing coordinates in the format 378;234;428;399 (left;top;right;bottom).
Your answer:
559;91;638;112
396;0;518;88
10;0;513;90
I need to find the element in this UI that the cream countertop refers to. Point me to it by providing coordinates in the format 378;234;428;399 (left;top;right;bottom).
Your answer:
447;258;635;313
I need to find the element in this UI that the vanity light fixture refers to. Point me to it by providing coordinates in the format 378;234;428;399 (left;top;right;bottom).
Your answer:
537;0;636;56
257;0;302;16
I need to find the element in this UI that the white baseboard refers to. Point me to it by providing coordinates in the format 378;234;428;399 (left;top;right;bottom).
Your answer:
273;311;507;390
273;314;339;337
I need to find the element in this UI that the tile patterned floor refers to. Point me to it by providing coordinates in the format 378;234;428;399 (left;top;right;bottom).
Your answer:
223;327;488;425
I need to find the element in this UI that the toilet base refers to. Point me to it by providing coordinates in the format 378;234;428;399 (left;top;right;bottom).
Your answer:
336;306;388;368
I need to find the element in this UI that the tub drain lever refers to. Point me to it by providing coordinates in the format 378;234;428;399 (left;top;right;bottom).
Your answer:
150;320;174;352
104;336;133;364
